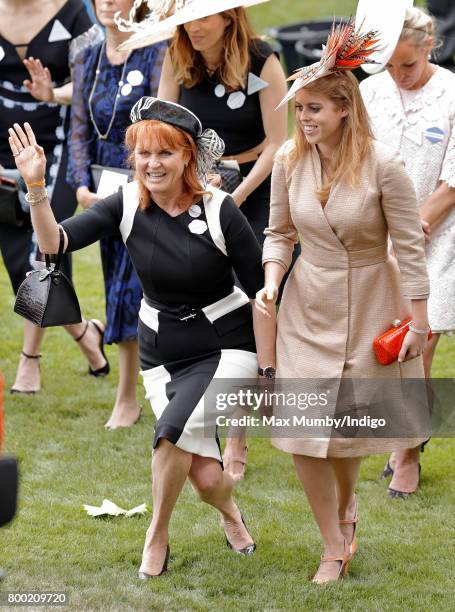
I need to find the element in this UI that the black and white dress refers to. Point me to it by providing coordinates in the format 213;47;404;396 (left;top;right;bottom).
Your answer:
61;182;263;461
0;0;92;293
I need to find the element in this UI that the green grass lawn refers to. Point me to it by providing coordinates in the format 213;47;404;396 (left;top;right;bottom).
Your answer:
1;243;455;611
2;1;455;610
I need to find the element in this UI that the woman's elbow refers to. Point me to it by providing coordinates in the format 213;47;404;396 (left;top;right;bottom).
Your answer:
37;239;59;254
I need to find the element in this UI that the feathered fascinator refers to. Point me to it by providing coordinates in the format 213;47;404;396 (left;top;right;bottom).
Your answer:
276;19;381;109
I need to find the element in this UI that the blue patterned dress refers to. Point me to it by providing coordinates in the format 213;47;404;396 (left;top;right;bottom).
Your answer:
68;40;166;344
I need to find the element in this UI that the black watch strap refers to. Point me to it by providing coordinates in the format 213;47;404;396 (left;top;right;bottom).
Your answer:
258;366;276;379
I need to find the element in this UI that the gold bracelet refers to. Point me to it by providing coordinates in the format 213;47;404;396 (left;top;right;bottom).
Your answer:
25;188;48;206
26;179;46;188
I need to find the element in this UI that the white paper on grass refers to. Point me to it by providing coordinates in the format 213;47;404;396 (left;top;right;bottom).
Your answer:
83;499;149;517
96;169;130;199
125;503;148;517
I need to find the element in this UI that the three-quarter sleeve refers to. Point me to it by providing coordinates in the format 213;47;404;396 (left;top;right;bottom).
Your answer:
440;101;455;188
220;195;263;298
262;151;299;272
380;153;430;299
61;191;122;252
67;48;95;190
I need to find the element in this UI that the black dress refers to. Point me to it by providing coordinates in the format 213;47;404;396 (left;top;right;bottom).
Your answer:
0;0;91;293
179;39;276;245
61;183;263;461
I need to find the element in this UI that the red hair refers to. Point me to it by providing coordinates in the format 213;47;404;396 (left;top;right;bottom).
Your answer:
125;120;207;211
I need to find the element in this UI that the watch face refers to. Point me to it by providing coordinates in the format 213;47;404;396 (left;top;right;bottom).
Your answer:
264;367;276;379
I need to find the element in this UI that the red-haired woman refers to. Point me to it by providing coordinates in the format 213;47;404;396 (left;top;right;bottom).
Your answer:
152;0;289;479
8;97;274;576
256;22;430;583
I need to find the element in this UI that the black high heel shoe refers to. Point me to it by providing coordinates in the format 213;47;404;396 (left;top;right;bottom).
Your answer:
381;459;394;479
138;545;170;579
224;514;256;556
388;463;421;499
75;319;110;377
10;351;42;394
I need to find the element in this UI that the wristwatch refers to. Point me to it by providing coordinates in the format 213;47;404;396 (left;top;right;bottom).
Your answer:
258;366;276;379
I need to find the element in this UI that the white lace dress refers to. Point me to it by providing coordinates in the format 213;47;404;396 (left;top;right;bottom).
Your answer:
361;66;455;333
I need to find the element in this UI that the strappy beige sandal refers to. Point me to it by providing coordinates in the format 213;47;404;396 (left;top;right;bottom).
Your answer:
312;539;351;584
339;494;358;555
224;446;248;481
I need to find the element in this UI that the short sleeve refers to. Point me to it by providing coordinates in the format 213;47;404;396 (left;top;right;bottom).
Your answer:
61;191;123;251
380;153;430;299
69;24;104;69
220;195;264;298
71;0;93;38
249;39;279;75
262;147;299;271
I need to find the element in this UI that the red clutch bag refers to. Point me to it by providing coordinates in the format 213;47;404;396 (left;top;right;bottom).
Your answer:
373;319;432;365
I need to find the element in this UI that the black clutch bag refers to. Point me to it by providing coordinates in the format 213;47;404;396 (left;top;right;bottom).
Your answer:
0;456;18;527
14;227;82;327
213;160;243;194
0;171;29;227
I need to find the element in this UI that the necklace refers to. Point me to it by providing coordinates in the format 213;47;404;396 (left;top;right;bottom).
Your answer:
88;41;130;141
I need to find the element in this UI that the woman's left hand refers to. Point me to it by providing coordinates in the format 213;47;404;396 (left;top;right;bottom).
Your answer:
398;330;428;363
23;57;55;103
8;122;46;184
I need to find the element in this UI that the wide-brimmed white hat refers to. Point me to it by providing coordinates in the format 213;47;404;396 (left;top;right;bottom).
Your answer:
117;0;270;51
355;0;414;74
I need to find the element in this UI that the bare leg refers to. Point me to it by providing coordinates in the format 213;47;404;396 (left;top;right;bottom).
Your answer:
105;340;141;429
388;334;440;495
330;457;361;546
293;454;349;583
11;319;45;393
140;439;192;576
189;455;254;550
64;319;108;372
422;333;440;378
223;431;248;481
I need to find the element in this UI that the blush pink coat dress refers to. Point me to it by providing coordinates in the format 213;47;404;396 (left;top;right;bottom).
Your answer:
262;140;430;458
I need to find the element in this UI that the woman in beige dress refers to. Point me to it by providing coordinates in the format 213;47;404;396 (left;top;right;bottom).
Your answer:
256;21;431;583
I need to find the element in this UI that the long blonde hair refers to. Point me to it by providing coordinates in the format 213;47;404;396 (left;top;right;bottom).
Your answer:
288;72;373;202
169;8;260;91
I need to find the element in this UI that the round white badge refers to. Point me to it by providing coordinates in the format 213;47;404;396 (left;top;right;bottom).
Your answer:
188;204;202;218
188;219;208;234
126;70;144;87
227;91;246;110
214;84;225;98
121;83;133;97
